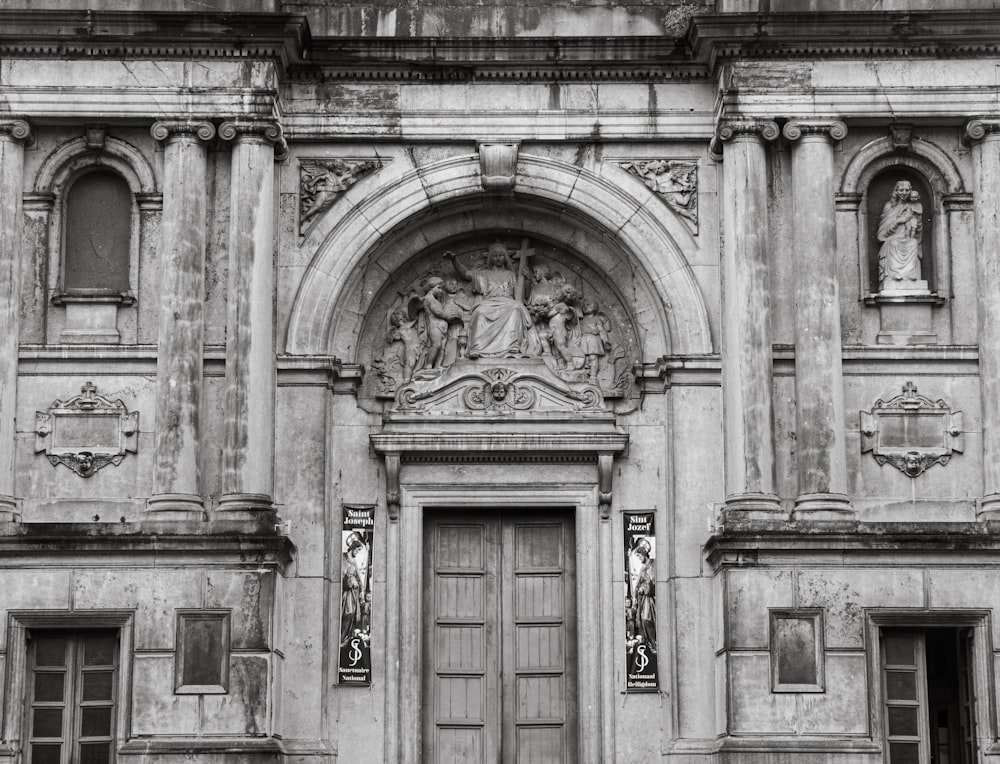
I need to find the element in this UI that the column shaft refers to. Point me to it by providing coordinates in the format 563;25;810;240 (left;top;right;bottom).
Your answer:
147;122;214;518
785;122;852;518
220;124;277;516
967;122;1000;516
0;120;30;520
719;121;781;516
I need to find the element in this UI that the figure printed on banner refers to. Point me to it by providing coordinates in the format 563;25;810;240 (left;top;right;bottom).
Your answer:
338;506;374;685
624;512;659;691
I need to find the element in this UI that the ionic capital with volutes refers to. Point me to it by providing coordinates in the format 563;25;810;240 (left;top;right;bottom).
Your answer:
0;119;32;145
218;119;287;160
717;118;781;143
782;119;848;142
964;118;1000;145
150;120;216;144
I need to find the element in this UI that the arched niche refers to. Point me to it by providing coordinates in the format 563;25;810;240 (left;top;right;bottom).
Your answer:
839;136;966;300
285;152;712;361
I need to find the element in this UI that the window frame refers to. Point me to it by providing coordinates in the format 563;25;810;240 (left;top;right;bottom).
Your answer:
4;612;133;763
866;610;998;760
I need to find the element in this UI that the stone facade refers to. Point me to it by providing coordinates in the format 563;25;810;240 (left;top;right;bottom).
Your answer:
1;2;1000;763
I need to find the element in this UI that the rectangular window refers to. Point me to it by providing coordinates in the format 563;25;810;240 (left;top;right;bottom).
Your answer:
27;631;118;764
881;628;976;764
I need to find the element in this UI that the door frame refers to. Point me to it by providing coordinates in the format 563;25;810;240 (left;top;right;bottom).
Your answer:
385;480;612;764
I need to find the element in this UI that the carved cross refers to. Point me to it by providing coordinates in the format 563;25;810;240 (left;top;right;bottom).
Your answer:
513;237;535;304
79;381;98;409
902;381;918;398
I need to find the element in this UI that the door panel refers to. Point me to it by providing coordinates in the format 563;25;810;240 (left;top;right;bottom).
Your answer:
423;510;576;764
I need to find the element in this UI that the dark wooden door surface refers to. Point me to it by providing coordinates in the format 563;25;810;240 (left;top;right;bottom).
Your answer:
422;509;577;764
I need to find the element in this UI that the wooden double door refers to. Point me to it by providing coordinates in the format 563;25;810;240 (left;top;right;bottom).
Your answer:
422;509;578;764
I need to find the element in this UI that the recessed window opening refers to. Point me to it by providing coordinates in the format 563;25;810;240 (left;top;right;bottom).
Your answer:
881;627;975;764
63;170;131;295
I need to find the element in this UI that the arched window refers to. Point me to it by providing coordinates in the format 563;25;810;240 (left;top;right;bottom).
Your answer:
63;170;131;294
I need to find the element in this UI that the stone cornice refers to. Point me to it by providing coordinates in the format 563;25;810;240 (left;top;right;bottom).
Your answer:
0;10;309;68
689;10;1000;71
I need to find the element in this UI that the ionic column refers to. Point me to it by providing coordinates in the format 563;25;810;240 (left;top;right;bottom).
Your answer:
783;120;853;519
0;119;31;521
965;119;1000;519
718;119;782;517
147;121;216;519
217;121;280;519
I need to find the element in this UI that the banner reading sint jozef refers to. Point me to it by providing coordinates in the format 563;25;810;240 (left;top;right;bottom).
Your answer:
624;511;659;691
338;505;374;685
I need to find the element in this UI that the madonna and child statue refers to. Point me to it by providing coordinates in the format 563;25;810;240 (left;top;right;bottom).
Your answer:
369;239;628;398
877;179;929;295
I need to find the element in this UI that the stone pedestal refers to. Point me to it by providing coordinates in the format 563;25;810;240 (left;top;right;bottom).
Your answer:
60;300;121;344
146;121;215;520
718;119;781;518
218;121;280;521
966;119;1000;520
783;120;853;519
0;120;30;521
875;298;937;345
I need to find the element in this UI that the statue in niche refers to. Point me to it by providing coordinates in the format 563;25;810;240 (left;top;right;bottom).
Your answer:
368;239;629;395
444;242;541;359
877;179;924;290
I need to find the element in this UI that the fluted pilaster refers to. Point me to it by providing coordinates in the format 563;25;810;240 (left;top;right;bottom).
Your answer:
965;119;1000;519
147;120;215;519
217;120;280;519
0;120;31;521
718;119;782;517
783;120;853;520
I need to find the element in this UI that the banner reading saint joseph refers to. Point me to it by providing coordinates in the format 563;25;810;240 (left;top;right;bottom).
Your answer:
624;511;659;691
338;505;374;685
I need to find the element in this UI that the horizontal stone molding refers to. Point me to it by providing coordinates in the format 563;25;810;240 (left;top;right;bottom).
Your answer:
782;119;847;142
150;120;216;143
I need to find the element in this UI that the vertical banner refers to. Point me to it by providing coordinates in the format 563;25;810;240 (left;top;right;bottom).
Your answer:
624;511;659;691
338;505;374;685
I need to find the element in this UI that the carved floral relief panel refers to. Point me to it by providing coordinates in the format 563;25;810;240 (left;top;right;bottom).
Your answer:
360;235;641;401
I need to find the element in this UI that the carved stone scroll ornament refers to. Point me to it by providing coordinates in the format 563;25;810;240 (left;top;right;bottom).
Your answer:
34;382;139;477
860;382;963;478
395;364;604;415
368;240;634;398
618;160;698;228
298;158;382;235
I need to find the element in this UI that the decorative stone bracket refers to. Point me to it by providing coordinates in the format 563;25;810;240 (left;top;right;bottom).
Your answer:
478;142;519;191
860;381;963;478
35;381;139;477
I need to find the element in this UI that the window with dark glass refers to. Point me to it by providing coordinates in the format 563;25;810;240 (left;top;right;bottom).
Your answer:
63;170;131;294
27;630;118;764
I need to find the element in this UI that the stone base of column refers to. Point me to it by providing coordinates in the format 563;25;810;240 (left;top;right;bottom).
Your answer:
217;493;276;525
722;492;783;521
145;493;207;520
0;494;20;522
977;493;1000;523
792;492;854;521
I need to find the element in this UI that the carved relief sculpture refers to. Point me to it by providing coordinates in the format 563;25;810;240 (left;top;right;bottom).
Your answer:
368;238;635;397
34;381;139;477
619;160;698;228
877;179;926;292
299;158;382;235
860;382;963;477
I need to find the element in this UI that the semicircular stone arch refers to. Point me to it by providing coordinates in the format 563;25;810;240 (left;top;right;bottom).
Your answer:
285;152;713;360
